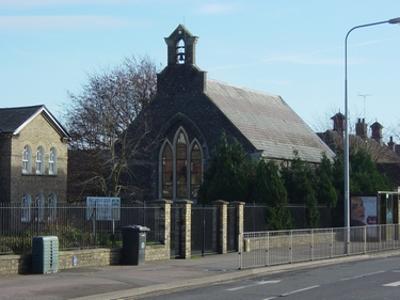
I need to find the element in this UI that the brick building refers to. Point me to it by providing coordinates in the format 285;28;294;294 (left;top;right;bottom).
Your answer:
126;25;334;202
0;105;69;215
318;113;400;187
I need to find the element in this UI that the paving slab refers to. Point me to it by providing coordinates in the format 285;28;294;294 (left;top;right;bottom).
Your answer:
2;250;400;300
0;253;239;300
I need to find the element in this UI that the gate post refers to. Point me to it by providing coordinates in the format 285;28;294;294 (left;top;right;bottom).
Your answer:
233;201;245;252
151;199;172;258
214;200;228;254
175;199;193;259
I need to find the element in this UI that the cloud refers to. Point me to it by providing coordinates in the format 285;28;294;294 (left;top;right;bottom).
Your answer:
198;2;238;15
0;15;145;30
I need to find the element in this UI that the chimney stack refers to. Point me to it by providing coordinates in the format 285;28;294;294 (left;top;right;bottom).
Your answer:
388;136;395;151
396;145;400;156
331;112;345;136
355;118;368;139
370;121;383;144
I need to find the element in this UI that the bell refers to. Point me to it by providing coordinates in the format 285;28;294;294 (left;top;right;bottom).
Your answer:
177;53;185;63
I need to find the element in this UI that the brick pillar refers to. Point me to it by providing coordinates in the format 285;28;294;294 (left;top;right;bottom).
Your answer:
233;201;245;252
150;199;172;257
175;200;193;259
213;200;228;254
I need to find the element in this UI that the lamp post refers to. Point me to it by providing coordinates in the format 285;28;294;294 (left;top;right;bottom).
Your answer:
344;17;400;254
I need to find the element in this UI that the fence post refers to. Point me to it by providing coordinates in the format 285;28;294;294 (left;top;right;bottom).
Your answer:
232;201;245;252
379;224;382;251
330;228;334;258
267;231;270;266
238;232;243;269
213;200;228;254
175;199;193;259
290;230;293;264
311;229;314;261
363;225;367;254
151;199;172;257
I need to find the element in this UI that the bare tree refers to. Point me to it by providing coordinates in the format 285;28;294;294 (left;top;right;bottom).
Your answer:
65;56;158;200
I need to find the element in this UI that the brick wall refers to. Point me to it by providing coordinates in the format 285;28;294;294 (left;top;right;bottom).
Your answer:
9;113;68;204
0;136;11;203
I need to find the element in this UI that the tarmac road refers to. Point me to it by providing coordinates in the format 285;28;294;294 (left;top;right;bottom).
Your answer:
143;254;400;300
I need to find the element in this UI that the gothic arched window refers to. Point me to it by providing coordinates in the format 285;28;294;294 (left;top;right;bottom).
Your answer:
175;131;188;198
176;39;186;64
161;143;173;199
159;127;204;201
190;142;203;199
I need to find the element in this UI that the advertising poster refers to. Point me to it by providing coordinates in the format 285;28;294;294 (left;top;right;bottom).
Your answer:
351;196;378;239
351;196;377;226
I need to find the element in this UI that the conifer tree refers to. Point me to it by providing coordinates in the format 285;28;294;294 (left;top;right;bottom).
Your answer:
254;160;292;229
198;133;252;203
282;152;320;228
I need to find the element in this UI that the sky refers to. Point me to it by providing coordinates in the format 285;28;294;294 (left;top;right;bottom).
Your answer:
1;0;399;141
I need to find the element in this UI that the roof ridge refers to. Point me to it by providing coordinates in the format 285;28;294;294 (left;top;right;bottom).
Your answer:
0;104;44;111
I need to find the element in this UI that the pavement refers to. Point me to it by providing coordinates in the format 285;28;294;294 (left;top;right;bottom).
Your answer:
1;250;400;300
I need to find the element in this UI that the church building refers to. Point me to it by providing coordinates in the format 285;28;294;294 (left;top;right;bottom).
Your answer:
126;25;334;202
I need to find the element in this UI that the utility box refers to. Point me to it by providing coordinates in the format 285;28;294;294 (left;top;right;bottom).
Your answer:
32;236;59;274
121;225;150;265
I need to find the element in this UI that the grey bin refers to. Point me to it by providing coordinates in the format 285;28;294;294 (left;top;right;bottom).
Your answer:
121;225;150;265
32;236;59;274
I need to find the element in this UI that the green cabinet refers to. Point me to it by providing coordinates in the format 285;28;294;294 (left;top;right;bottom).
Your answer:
32;236;59;274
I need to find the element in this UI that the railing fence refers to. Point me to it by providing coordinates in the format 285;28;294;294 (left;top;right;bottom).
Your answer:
239;224;400;269
0;204;164;255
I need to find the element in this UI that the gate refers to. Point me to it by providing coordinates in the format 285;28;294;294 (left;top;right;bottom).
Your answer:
227;205;237;252
191;206;218;256
170;206;183;258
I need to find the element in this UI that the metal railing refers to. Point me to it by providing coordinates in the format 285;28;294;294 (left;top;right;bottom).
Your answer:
239;224;400;269
0;204;164;255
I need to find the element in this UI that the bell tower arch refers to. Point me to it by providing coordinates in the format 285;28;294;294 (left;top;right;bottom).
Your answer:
165;24;198;66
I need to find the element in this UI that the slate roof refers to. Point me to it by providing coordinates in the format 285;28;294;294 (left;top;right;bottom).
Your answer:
205;80;335;163
318;130;400;164
0;105;44;133
0;105;69;137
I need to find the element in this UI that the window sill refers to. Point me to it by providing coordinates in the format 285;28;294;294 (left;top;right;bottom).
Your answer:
21;173;57;177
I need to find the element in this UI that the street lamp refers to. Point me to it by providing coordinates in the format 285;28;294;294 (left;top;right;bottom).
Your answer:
344;17;400;253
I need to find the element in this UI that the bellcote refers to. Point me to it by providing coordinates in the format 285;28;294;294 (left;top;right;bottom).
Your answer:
165;24;198;66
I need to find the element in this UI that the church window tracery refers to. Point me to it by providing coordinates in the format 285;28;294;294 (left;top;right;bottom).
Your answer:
159;127;203;201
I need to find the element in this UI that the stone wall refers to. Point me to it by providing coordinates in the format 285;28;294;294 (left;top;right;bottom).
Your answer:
145;244;170;261
0;245;169;275
243;232;336;252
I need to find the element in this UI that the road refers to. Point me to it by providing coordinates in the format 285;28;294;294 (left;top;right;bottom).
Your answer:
143;255;400;300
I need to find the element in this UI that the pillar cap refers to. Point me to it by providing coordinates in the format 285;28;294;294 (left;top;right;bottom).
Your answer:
231;201;246;206
174;199;194;205
151;199;173;205
213;200;229;205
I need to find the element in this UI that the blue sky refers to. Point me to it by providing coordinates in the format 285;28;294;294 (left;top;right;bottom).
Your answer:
1;0;399;140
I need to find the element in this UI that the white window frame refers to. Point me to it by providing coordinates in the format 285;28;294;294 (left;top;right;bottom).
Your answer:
22;145;32;174
35;146;44;175
48;147;57;175
35;193;45;222
48;193;57;221
21;194;32;222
